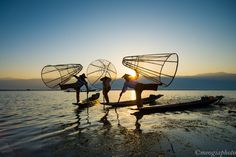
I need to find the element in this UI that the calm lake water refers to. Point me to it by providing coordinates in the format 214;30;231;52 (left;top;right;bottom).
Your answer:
0;90;236;157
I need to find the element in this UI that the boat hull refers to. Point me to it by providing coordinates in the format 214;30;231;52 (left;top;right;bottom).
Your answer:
102;94;163;107
137;96;224;114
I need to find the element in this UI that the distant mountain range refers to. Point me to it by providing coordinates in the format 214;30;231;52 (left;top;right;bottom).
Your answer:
165;73;236;90
0;78;48;90
191;72;236;80
0;72;236;90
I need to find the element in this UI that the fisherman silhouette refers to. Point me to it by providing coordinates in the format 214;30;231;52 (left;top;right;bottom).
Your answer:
120;70;162;109
59;73;89;103
100;76;112;104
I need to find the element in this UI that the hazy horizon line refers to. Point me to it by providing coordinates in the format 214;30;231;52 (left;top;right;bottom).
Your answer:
0;71;235;80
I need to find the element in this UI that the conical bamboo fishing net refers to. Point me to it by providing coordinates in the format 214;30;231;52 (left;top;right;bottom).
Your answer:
41;64;83;88
122;53;179;87
86;59;117;89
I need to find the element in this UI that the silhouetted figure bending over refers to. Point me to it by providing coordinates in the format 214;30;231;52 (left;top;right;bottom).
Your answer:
60;73;89;103
100;76;111;104
120;70;162;109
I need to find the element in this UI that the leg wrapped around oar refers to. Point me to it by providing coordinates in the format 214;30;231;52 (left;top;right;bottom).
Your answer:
103;86;111;103
135;83;143;108
76;90;80;103
59;83;76;90
135;83;160;108
142;83;158;90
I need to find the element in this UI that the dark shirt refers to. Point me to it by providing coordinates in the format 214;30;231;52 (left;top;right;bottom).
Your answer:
74;75;88;91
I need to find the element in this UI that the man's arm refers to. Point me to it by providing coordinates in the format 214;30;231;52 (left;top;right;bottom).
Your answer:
73;75;79;80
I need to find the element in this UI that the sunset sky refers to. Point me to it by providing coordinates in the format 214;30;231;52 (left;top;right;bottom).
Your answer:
1;0;236;79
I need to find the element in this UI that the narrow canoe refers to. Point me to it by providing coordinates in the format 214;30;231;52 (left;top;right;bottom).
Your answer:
136;96;223;114
101;94;163;107
73;93;100;108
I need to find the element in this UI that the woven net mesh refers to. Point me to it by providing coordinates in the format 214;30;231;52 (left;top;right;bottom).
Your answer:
122;53;179;87
86;59;117;89
41;64;83;88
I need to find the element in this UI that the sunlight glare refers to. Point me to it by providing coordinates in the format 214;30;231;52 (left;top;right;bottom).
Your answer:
128;69;136;77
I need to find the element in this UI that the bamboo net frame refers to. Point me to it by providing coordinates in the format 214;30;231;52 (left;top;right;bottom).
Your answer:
41;64;83;88
86;59;117;89
122;53;179;87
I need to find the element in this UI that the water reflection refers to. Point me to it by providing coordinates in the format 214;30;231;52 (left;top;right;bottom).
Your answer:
100;106;144;134
132;112;144;133
0;91;235;157
74;108;82;131
114;108;121;126
86;107;90;125
73;105;93;132
99;109;111;127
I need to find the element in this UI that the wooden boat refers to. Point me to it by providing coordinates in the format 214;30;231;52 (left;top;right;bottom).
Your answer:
73;93;100;108
136;96;224;114
101;94;163;107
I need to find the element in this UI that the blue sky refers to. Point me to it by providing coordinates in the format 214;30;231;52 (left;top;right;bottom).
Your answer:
0;0;236;78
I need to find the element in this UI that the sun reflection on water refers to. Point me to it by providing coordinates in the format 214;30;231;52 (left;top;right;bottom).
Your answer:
1;90;236;156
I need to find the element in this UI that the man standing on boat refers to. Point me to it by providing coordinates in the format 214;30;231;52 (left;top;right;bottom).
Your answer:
120;70;162;109
100;76;112;104
59;73;89;103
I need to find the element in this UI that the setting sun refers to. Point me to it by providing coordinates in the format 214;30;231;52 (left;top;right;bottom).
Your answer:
128;69;136;77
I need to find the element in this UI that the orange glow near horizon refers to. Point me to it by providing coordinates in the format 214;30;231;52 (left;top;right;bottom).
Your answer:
127;69;136;77
1;69;236;79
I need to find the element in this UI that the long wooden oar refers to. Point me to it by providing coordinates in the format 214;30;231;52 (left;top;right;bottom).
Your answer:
115;94;122;126
86;92;89;102
117;94;122;104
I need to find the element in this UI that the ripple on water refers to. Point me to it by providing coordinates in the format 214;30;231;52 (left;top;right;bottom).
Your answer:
0;90;236;156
